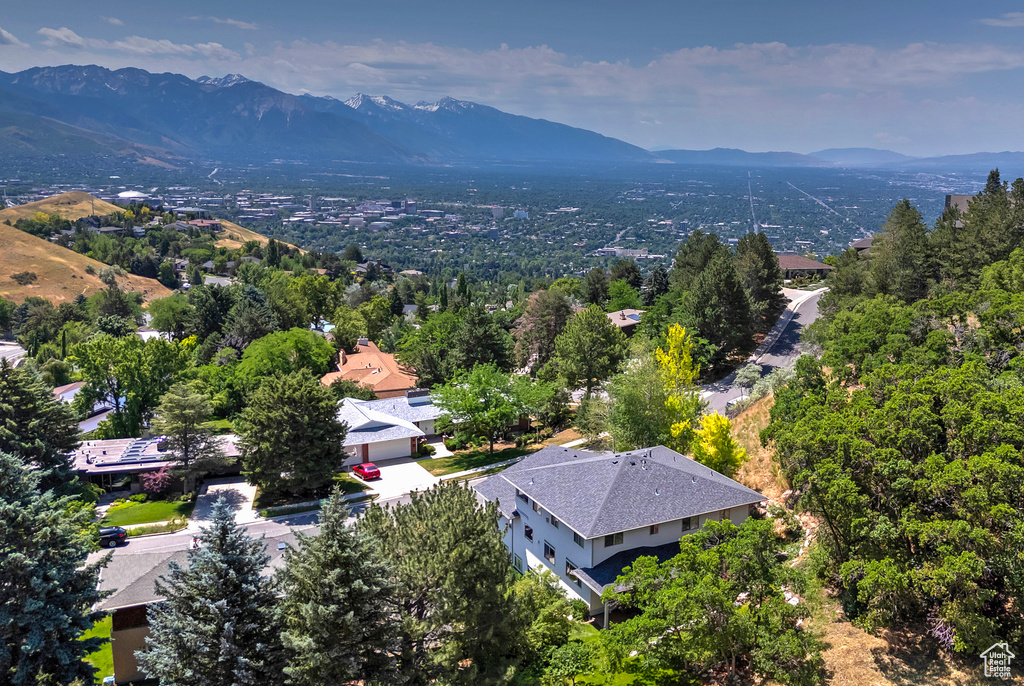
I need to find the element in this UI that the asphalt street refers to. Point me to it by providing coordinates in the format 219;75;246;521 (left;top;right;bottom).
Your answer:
702;289;824;414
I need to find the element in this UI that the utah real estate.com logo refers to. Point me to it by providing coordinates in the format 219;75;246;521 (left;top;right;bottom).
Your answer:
981;642;1014;679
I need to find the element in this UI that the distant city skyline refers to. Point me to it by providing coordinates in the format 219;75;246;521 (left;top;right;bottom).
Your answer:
3;1;1024;157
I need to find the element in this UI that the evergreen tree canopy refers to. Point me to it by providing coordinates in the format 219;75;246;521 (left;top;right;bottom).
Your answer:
581;267;609;307
734;231;784;328
609;259;642;290
450;303;513;373
136;497;285;685
358;482;523;685
552;305;628;397
0;358;80;494
278;489;400;686
235;369;347;495
0;452;107;686
151;382;227;493
513;288;573;373
869;199;931;303
641;263;670;307
680;253;752;361
670;229;730;292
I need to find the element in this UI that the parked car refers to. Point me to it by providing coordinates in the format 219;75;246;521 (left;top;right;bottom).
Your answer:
352;463;381;480
98;526;127;548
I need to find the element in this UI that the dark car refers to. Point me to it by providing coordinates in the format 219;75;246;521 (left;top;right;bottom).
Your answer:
352;463;381;480
98;526;127;548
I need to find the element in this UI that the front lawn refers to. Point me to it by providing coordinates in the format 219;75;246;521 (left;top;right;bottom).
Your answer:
101;499;195;527
420;445;532;476
83;615;113;683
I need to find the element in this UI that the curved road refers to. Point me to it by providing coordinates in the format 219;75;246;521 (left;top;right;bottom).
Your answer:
702;289;825;414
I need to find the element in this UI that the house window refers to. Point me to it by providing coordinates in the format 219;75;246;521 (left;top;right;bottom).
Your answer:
604;532;623;547
550;514;560;529
565;559;581;587
516;489;529;503
514;554;523;572
524;525;533;542
544;541;556;565
649;524;659;535
573;531;585;548
681;517;693;532
722;508;731;522
532;500;541;513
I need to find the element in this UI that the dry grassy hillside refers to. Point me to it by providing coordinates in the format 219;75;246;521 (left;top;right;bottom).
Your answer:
0;191;122;224
216;219;301;252
0;223;170;304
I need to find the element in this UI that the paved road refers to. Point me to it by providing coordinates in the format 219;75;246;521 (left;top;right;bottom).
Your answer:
101;478;487;558
702;289;824;414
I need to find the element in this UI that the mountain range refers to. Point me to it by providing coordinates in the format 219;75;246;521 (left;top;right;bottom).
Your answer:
0;65;1022;171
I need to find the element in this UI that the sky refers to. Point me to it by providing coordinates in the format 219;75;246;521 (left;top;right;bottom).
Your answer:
2;1;1024;156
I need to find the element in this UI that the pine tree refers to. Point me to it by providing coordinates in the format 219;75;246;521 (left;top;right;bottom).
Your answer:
869;199;932;303
641;264;670;306
358;482;523;685
136;497;285;685
389;286;405;317
279;490;400;685
581;267;609;307
0;452;107;685
222;285;280;350
0;359;80;494
552;305;628;397
235;369;347;496
670;229;730;292
450;303;513;372
513;288;573;372
681;253;752;360
734;232;784;328
151;382;227;493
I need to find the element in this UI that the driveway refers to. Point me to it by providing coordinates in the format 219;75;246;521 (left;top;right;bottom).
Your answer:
188;476;259;531
357;457;440;501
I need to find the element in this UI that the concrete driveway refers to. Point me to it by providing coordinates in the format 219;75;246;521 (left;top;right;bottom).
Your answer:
188;476;259;531
357;457;440;500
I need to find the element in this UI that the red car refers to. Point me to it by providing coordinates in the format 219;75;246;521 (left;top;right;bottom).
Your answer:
352;463;381;480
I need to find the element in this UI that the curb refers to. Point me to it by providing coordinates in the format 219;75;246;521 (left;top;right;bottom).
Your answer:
748;288;827;364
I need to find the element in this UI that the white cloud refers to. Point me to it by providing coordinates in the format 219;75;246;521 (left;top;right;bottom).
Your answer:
102;17;124;27
979;12;1024;27
0;25;25;47
37;27;238;59
187;16;258;30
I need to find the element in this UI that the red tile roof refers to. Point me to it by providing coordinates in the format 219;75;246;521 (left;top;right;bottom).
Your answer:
321;340;418;398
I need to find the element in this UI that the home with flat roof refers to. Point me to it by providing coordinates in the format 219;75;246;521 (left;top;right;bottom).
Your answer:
474;445;764;626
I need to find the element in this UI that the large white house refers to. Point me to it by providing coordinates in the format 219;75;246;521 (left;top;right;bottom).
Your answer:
337;390;443;465
474;445;764;626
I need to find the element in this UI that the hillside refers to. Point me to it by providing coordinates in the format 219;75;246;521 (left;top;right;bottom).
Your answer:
0;191;121;224
0;222;170;304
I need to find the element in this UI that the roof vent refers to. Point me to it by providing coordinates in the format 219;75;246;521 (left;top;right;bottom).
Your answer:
641;459;647;470
655;487;660;496
629;460;636;466
277;542;286;550
692;475;697;484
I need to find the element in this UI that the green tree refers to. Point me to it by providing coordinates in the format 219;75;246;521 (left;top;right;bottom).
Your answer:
148;294;194;341
358;482;522;685
151;383;227;493
641;264;670;307
279;489;399;685
357;295;394;342
735;363;762;390
544;642;594;686
670;229;730;292
692;412;747;478
434;363;525;453
0;359;80;494
581;267;609;307
235;370;347;495
235;328;336;381
396;311;460;388
0;452;107;686
70;335;191;438
136;498;285;685
552;305;628;397
735;232;784;328
869;199;931;303
609;259;642;289
606;354;672;451
656;323;704;453
156;261;180;289
450;304;513;373
223;285;279;350
343;244;364;263
329;305;368;353
513;289;573;372
681;253;752;360
606;279;642;312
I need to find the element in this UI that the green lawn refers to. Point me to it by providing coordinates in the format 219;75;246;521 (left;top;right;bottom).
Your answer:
201;418;234;434
253;472;369;510
420;445;531;476
101;499;195;527
83;615;113;683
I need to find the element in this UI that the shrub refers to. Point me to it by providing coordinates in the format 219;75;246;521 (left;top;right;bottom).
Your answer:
417;443;436;457
129;493;148;503
85;265;96;275
141;465;173;495
10;271;37;286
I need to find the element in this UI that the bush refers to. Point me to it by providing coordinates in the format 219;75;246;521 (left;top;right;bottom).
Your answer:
141;465;173;495
768;503;803;541
10;271;37;286
568;599;589;621
417;443;436;457
129;493;148;503
85;265;96;275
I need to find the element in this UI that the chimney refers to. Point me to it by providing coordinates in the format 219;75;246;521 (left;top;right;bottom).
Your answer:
357;336;369;347
340;350;347;365
620;311;626;319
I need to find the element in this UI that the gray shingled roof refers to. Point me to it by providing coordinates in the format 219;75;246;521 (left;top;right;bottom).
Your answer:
94;531;298;611
474;445;764;539
349;396;444;423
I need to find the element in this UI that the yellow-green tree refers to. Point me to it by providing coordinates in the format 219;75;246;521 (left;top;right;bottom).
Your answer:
656;323;703;453
692;412;747;477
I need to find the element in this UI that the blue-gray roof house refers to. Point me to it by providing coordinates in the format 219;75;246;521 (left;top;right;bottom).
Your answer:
474;444;764;625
